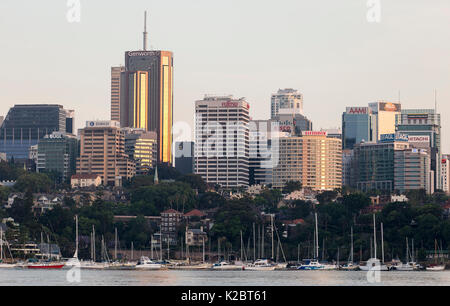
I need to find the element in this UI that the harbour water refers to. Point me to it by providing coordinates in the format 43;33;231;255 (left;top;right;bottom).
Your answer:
1;269;450;286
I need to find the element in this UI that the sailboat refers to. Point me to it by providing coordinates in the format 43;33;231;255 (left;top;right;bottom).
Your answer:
65;215;81;268
390;238;420;271
27;234;65;269
245;222;276;271
340;227;359;270
80;225;108;270
359;214;388;271
0;227;15;268
426;239;446;271
298;213;326;270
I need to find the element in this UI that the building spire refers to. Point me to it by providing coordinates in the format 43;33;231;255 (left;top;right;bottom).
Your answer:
143;11;149;51
154;166;159;185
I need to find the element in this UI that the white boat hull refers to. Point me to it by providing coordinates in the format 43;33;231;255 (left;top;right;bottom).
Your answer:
359;265;389;271
426;265;445;271
0;264;16;269
244;266;276;271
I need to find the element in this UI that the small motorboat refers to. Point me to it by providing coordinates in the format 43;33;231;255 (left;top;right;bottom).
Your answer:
134;256;163;270
298;259;325;270
340;262;359;271
212;261;244;271
245;259;276;271
426;264;445;271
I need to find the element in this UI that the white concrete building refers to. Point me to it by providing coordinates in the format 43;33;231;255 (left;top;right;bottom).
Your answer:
194;95;250;188
71;174;102;188
442;155;450;194
271;88;303;119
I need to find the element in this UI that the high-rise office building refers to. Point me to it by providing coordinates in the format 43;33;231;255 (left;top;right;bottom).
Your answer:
369;101;401;141
342;149;354;187
249;120;278;186
352;134;409;193
342;106;375;149
174;141;194;175
352;133;433;194
0;105;70;160
271;89;303;119
194;95;250;188
65;109;75;135
37;132;79;182
77;121;135;186
396;109;441;190
394;148;432;194
111;66;125;122
0;116;4;128
123;128;157;175
442;155;450;194
271;137;302;189
271;131;342;191
118;13;174;165
273;113;312;136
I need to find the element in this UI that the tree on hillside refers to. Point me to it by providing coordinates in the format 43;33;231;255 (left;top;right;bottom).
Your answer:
178;174;207;193
14;173;52;193
198;192;226;209
283;181;302;194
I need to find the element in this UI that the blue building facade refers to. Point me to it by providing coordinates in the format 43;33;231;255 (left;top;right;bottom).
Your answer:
342;107;375;150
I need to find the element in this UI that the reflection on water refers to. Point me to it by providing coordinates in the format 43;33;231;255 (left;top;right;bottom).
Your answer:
1;270;450;286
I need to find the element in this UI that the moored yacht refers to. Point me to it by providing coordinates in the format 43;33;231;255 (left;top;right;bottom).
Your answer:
134;256;163;270
298;259;325;270
212;261;244;270
245;259;276;271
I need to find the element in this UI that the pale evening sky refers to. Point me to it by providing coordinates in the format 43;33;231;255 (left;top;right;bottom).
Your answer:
0;0;449;151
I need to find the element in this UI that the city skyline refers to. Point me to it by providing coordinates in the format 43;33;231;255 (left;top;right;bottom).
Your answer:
0;1;449;152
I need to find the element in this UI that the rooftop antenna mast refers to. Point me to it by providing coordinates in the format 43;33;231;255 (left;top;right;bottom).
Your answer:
143;11;149;51
434;89;437;112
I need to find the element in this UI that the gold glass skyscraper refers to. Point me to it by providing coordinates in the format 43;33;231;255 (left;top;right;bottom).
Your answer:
115;14;174;165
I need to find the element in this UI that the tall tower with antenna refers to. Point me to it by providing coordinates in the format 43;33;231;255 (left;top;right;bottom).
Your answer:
118;11;174;165
143;11;149;51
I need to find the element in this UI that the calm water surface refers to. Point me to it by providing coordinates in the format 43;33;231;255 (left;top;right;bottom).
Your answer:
1;269;450;286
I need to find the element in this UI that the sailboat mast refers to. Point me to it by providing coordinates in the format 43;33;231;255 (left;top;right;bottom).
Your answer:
47;234;50;260
381;222;384;263
151;236;154;260
315;213;319;259
90;231;93;260
406;237;409;263
271;215;274;260
160;234;162;261
76;215;79;259
261;224;265;258
350;227;354;263
253;223;256;261
240;231;243;261
93;225;96;262
202;237;205;263
373;214;377;259
114;228;118;260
